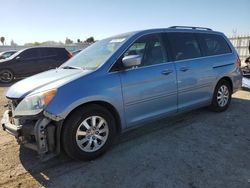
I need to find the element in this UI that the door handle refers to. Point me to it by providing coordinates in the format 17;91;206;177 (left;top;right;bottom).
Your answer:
161;69;173;75
180;67;189;72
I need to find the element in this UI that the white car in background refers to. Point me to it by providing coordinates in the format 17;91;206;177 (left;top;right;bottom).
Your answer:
0;50;18;60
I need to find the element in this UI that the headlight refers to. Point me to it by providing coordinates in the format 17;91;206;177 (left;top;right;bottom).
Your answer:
14;89;57;117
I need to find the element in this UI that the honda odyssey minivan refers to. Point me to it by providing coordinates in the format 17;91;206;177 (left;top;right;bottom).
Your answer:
1;26;242;160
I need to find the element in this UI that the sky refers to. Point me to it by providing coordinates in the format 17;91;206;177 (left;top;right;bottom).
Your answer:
1;0;249;45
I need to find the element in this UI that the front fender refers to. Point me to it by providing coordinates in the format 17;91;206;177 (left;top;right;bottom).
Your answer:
44;72;126;129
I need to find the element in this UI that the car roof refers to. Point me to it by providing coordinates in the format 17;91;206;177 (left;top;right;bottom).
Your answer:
136;27;222;35
112;26;223;40
24;47;66;50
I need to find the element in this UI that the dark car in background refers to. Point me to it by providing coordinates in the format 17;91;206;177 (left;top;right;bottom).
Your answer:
0;47;72;83
0;50;18;60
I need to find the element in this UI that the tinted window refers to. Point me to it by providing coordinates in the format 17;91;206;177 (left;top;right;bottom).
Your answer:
40;48;57;57
57;48;68;57
198;34;231;56
168;33;201;61
19;48;40;59
124;34;167;67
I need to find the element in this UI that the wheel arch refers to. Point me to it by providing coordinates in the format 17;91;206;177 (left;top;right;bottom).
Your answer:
217;76;233;91
62;100;122;133
55;100;122;154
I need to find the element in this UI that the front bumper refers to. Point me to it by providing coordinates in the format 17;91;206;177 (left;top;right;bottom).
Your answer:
1;110;21;137
1;110;57;158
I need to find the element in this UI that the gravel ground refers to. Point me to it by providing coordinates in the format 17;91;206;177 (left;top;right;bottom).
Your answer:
0;85;250;188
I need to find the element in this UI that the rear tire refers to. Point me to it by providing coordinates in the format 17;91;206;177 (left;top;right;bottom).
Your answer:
62;104;116;160
210;80;232;112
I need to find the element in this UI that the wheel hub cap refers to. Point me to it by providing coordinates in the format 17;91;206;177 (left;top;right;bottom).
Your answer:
217;85;229;107
0;71;13;82
76;116;109;152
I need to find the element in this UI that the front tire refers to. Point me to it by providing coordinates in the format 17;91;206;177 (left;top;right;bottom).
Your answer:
62;104;116;160
210;80;232;112
0;69;14;83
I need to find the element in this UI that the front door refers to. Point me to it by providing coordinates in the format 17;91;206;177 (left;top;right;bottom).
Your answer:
14;48;42;77
119;33;178;127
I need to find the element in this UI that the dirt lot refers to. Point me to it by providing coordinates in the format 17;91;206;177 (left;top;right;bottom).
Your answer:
0;85;250;188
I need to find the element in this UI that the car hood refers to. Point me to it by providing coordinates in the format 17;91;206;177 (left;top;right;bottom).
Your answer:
6;68;92;99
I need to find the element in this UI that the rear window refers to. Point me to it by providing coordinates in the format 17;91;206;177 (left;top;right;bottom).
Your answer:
198;34;231;56
168;32;201;61
56;48;68;56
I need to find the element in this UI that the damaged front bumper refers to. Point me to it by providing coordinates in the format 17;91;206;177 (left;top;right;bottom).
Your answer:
1;110;61;159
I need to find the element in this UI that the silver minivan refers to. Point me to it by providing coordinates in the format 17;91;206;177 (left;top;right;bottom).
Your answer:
1;26;242;160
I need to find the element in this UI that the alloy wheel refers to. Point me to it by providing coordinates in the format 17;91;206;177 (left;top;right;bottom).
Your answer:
217;85;229;107
75;116;109;152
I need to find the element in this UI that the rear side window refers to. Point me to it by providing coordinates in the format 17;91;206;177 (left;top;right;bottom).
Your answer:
168;32;201;61
198;34;231;56
39;48;57;57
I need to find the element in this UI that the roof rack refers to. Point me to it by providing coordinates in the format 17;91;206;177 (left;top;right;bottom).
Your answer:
169;26;212;31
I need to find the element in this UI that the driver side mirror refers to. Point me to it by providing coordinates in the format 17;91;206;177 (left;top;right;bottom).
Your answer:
15;56;21;61
122;55;142;68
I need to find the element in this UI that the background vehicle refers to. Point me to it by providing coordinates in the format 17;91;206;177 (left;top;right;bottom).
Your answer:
1;27;242;161
0;50;17;60
0;47;72;83
244;41;250;71
241;41;250;76
242;40;250;89
72;49;82;56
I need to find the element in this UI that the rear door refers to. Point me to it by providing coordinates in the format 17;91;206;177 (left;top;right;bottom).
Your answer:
118;33;178;127
45;48;70;68
167;32;214;111
39;48;58;71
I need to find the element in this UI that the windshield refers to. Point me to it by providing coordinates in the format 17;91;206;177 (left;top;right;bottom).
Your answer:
61;36;127;70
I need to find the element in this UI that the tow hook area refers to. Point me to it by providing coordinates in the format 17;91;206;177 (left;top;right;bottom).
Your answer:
32;118;56;161
34;118;51;155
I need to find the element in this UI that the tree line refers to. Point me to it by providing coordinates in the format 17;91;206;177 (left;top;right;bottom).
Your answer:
0;37;5;45
0;36;95;46
65;36;95;44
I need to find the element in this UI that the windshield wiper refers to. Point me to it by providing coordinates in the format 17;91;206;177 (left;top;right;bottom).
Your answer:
61;65;83;70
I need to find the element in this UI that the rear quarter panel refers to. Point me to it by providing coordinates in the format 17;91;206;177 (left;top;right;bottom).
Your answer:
211;52;242;93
